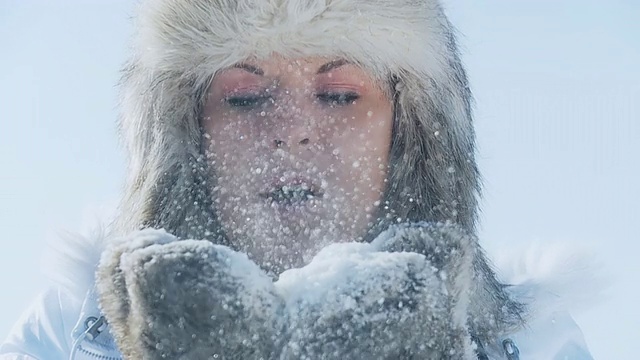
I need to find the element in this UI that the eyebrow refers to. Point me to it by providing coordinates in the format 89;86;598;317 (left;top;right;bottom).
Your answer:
232;59;350;76
233;63;264;76
317;59;350;74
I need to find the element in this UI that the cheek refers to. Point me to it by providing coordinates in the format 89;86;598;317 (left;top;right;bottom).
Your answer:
203;124;259;197
203;112;264;158
329;116;392;199
334;111;392;164
205;112;248;142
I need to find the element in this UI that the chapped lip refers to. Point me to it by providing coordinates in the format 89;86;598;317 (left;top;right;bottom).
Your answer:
258;174;325;203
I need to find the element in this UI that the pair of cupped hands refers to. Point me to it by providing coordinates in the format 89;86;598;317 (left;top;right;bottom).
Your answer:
96;223;477;360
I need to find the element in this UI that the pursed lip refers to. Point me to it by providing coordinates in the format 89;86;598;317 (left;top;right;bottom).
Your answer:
258;174;325;203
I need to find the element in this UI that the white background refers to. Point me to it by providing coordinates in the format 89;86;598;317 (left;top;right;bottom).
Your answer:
1;1;638;358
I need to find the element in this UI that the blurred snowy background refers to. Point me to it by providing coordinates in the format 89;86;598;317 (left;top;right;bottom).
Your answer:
0;1;637;358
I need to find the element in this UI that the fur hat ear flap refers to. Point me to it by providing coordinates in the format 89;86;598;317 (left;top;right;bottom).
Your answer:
382;64;479;235
114;62;216;238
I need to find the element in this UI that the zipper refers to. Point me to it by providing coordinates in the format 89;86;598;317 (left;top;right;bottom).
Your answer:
473;336;520;360
70;316;122;360
76;345;122;360
502;339;520;360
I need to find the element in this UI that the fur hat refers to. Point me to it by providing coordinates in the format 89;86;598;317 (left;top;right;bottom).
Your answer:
113;0;480;241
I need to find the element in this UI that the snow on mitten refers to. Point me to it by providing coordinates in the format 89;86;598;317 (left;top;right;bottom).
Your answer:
277;223;476;360
371;222;477;358
96;229;285;360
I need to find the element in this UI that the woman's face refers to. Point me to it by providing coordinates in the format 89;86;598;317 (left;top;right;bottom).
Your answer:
202;55;393;275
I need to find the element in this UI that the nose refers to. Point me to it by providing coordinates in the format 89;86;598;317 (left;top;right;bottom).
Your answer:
272;112;318;151
273;133;311;149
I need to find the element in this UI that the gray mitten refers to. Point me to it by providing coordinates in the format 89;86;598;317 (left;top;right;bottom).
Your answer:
277;223;476;360
96;229;285;360
371;222;477;359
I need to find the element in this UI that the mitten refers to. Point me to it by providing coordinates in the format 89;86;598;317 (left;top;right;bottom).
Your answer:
96;229;285;359
277;223;476;360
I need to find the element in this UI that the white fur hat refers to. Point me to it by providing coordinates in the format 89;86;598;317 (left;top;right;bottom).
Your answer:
114;0;479;240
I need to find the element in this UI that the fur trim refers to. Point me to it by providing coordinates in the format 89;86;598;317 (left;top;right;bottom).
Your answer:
43;229;107;298
489;241;605;319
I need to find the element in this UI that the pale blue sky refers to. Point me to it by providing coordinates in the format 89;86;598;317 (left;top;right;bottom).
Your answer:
1;1;638;358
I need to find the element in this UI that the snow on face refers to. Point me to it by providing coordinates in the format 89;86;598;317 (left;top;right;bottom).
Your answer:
202;55;393;275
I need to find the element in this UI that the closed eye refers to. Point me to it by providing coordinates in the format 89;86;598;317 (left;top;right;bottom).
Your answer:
316;92;360;106
224;95;271;108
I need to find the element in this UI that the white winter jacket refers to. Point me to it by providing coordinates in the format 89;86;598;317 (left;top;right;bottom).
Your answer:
0;288;594;360
0;233;594;360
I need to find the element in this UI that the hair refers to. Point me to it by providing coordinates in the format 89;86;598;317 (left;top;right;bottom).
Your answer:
111;0;525;348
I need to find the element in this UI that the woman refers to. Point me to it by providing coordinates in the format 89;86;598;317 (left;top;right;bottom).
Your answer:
1;0;593;359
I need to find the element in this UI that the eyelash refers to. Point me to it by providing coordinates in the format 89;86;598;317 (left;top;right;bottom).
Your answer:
224;95;271;108
224;92;360;108
316;92;360;106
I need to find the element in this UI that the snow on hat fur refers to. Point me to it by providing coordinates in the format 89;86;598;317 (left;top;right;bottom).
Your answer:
113;0;480;242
